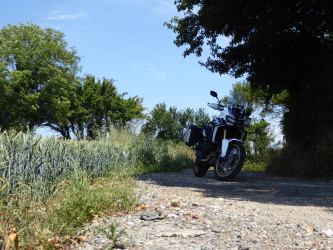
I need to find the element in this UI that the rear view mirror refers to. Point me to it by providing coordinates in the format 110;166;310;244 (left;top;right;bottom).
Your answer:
210;91;218;98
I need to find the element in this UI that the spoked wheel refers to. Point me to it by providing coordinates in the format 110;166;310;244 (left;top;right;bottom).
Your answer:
194;159;210;177
214;141;246;181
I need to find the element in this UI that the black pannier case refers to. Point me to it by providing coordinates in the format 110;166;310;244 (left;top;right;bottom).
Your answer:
184;124;202;146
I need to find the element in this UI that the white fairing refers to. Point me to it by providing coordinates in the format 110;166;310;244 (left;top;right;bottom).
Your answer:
208;102;250;128
215;109;230;123
218;109;228;120
221;138;243;157
207;101;247;157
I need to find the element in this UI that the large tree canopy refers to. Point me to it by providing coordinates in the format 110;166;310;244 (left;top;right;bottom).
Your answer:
168;0;333;177
168;0;333;95
41;75;145;140
0;24;145;140
76;75;145;139
0;23;80;130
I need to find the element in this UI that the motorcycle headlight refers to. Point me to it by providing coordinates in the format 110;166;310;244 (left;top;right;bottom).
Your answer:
226;116;236;124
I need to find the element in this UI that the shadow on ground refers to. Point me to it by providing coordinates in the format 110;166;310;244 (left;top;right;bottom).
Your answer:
137;169;333;209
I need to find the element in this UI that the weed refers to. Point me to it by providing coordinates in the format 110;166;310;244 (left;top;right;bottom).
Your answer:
99;220;126;249
242;161;266;171
47;170;137;236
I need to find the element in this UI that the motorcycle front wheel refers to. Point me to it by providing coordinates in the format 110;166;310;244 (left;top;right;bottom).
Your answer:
214;141;246;181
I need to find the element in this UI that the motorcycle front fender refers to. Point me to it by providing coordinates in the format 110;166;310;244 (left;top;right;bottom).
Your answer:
221;138;244;158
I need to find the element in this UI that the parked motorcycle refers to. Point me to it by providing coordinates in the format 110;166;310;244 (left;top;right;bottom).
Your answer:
184;91;251;181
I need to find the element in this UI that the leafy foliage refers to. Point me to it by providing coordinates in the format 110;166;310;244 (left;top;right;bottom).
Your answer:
245;120;273;163
142;103;210;142
0;23;80;131
0;24;145;139
167;0;333;177
46;75;145;139
168;0;333;94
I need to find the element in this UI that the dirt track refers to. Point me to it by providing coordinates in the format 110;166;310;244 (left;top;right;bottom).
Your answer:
138;170;333;209
80;170;333;249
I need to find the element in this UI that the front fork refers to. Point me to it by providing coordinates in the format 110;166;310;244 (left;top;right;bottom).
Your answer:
220;128;244;158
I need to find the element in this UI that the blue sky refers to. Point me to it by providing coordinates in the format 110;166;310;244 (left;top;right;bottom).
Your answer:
1;0;242;119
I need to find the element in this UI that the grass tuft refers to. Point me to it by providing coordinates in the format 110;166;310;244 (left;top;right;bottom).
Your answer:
47;169;137;236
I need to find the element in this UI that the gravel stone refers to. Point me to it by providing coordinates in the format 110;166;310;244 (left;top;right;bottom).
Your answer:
78;170;333;249
323;229;333;238
140;210;166;221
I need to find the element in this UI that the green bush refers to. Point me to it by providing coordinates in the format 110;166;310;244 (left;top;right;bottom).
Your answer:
267;136;333;179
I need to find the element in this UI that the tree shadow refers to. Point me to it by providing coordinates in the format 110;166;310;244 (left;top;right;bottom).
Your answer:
137;169;333;209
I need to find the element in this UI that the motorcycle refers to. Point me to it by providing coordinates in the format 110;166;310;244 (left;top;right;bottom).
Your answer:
184;90;251;181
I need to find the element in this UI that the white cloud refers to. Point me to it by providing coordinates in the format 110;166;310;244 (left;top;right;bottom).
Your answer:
45;11;86;21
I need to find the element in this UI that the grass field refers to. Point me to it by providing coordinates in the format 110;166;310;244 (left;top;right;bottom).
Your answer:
0;129;194;249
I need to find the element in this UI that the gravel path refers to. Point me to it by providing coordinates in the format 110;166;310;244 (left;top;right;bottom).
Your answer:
78;170;333;250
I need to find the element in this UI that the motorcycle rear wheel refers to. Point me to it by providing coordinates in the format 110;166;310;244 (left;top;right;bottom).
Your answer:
194;159;209;177
214;141;245;181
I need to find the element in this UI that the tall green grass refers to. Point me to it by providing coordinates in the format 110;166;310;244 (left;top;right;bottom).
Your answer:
0;128;194;248
0;130;126;203
0;129;193;203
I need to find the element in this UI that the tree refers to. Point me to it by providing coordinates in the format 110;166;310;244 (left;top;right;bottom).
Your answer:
42;75;145;140
167;1;332;92
245;120;274;163
0;23;80;131
74;75;145;139
0;24;145;140
167;0;333;177
142;103;210;142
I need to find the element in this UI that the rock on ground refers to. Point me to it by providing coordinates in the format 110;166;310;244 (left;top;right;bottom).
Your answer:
78;170;333;250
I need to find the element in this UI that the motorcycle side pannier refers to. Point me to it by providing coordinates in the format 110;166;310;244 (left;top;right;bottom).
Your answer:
184;124;201;146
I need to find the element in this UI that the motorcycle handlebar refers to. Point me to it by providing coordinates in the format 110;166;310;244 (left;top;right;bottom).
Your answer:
207;103;224;110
